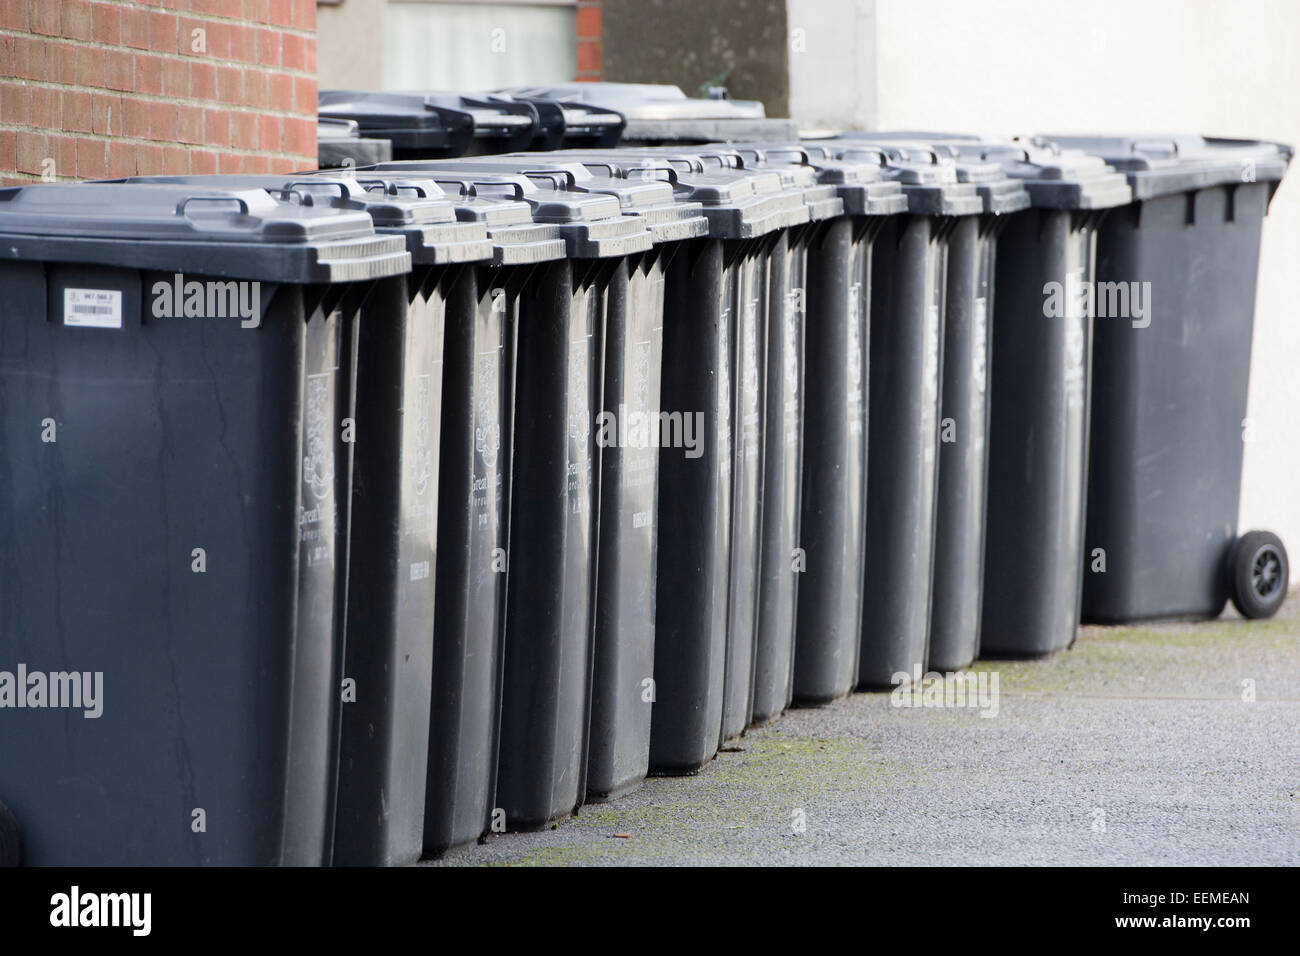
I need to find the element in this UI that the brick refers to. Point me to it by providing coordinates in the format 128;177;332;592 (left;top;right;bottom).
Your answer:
190;149;219;175
31;0;60;36
243;0;269;24
576;39;601;75
63;90;93;133
194;0;241;17
257;27;280;67
257;112;280;152
77;45;106;88
31;84;60;128
15;130;45;175
176;104;205;144
51;135;77;180
75;139;107;180
0;35;13;78
135;142;165;176
46;40;79;85
230;110;257;149
0;81;32;126
215;64;243;102
163;57;189;97
576;4;601;39
92;2;121;45
104;50;135;91
181;19;213;57
292;74;315;113
267;71;292;110
266;155;294;174
0;1;30;31
242;67;267;109
106;140;135;178
62;0;94;40
204;107;231;146
190;61;217;100
284;115;313;157
90;93;122;136
281;31;308;72
14;36;48;82
121;7;152;50
134;53;164;95
226;22;256;63
245;153;271;174
122;96;151;139
161;145;191;174
268;0;292;28
149;11;179;54
148;100;177;141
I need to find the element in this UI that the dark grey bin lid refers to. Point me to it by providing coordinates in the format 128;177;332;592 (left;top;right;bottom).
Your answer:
501;83;799;144
388;155;709;244
545;147;809;239
0;182;411;283
830;132;1132;210
486;93;624;150
319;90;539;156
317;117;393;169
815;142;984;217
367;160;653;260
115;173;493;266
698;144;846;222
1031;134;1292;200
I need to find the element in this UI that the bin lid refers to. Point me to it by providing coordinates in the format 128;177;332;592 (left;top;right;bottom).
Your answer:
0;182;411;283
389;155;709;243
1030;134;1292;200
319;90;540;156
831;132;1132;210
318;117;393;169
546;148;810;239
813;141;984;216
485;93;625;150
116;173;494;266
366;160;654;259
694;144;845;222
501;83;799;144
804;138;1027;215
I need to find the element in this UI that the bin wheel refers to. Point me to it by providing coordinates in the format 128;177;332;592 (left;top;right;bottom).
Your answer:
1230;531;1288;620
0;801;21;867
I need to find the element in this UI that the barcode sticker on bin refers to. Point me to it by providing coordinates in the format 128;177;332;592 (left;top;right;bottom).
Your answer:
64;289;123;329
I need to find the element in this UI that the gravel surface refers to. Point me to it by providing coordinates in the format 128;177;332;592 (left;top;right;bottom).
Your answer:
425;594;1300;866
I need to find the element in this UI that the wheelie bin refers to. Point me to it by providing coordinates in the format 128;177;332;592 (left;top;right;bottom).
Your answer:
318;117;393;169
0;181;410;865
378;155;710;798
364;159;657;830
1035;134;1292;622
318;90;541;159
767;143;911;702
497;83;800;145
816;142;983;685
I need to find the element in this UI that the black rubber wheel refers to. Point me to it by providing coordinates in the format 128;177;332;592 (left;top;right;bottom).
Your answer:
0;801;22;867
1230;530;1288;620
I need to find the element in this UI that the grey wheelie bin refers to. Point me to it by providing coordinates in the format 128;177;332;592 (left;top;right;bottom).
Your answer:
369;160;657;830
818;142;983;686
823;136;1033;669
318;117;393;169
498;83;800;145
587;146;811;741
111;171;498;865
319;90;541;159
778;143;911;702
892;141;1131;656
386;155;709;799
552;151;804;771
702;145;845;725
1035;134;1291;622
0;181;410;865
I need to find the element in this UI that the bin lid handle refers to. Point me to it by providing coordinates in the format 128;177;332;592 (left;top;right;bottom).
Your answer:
355;178;432;199
286;179;354;199
178;195;251;218
519;168;579;188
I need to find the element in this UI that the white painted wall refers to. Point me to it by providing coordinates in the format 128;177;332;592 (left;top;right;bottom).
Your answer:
790;0;1300;581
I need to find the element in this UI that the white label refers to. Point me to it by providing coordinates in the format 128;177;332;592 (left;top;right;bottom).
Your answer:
64;289;122;329
410;560;431;582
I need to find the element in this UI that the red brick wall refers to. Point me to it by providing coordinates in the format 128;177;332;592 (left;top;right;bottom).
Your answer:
575;0;600;81
0;0;317;185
